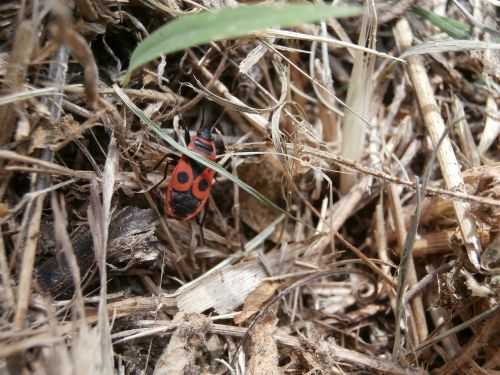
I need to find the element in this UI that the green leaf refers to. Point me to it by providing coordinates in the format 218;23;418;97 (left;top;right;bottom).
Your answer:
123;4;361;84
112;84;320;232
412;5;471;39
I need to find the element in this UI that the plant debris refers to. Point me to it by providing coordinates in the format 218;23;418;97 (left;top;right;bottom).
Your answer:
0;1;498;374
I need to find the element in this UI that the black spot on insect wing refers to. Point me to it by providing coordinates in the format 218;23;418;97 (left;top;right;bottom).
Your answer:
177;171;189;183
170;189;200;218
198;179;209;192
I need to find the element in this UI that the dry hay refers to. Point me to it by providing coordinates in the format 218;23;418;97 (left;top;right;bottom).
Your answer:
0;0;499;374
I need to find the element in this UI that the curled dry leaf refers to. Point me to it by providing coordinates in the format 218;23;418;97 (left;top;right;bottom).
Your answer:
3;0;499;372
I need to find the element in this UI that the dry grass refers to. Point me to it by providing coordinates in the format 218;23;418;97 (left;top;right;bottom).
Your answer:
1;0;499;374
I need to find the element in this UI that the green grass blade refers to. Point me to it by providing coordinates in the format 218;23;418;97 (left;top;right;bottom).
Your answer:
412;5;471;39
112;84;318;231
124;4;361;84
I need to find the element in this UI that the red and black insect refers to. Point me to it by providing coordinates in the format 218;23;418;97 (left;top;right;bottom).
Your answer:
165;126;217;221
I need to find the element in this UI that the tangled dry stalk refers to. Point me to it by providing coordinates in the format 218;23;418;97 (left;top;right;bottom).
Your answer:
0;0;499;374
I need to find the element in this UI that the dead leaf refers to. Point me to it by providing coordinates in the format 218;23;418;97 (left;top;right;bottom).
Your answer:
238;154;289;242
234;280;281;324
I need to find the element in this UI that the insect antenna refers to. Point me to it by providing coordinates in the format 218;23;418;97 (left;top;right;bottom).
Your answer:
208;109;226;134
196;102;206;131
197;105;226;140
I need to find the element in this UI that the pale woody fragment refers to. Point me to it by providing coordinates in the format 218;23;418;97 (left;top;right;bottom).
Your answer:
394;19;483;270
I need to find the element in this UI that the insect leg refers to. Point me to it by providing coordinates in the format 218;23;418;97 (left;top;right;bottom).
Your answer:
196;207;208;245
184;127;191;147
147;153;179;192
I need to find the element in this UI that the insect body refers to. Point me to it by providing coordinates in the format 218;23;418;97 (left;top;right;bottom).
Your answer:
165;128;216;221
